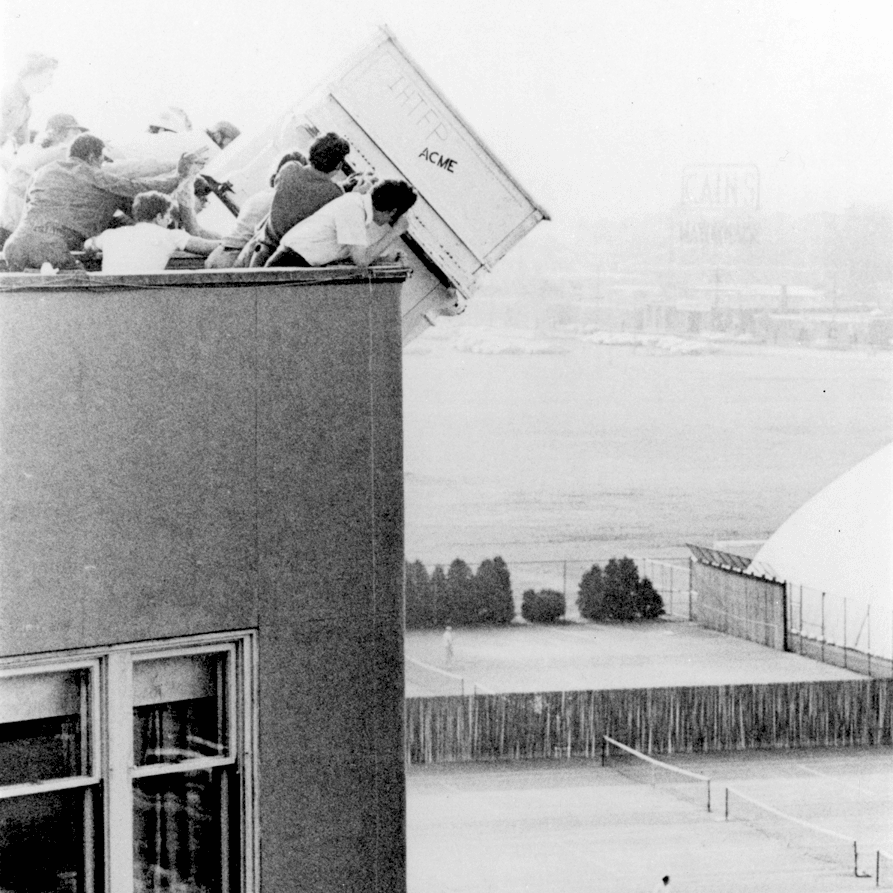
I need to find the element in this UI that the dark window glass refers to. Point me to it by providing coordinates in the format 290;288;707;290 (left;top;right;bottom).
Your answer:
0;670;89;786
0;788;100;893
133;654;227;766
133;769;236;893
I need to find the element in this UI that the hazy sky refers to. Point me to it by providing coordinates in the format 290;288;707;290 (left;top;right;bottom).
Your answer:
2;0;890;220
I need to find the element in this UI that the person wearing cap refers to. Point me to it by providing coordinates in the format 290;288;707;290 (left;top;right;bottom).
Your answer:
0;113;88;246
148;106;192;135
2;133;207;272
1;53;58;153
206;120;240;150
103;107;215;180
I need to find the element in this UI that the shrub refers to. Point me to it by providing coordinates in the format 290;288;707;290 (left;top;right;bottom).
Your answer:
637;577;665;619
602;557;640;621
474;556;515;623
521;588;565;623
577;564;605;620
577;557;665;621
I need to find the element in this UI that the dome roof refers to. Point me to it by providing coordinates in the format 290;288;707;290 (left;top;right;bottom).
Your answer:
750;443;893;606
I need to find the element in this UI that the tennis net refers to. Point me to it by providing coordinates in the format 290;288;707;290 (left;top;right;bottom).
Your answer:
601;736;711;813
405;657;494;696
405;657;466;695
723;785;869;878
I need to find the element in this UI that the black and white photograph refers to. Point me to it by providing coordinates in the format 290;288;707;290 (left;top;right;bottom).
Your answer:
1;1;891;891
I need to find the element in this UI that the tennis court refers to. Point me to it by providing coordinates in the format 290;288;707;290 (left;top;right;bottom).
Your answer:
405;621;864;696
407;746;893;893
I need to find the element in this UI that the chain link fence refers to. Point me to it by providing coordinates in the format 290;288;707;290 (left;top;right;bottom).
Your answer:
787;582;893;676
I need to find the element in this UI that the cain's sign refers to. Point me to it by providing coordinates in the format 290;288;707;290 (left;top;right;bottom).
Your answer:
679;164;760;248
682;164;760;210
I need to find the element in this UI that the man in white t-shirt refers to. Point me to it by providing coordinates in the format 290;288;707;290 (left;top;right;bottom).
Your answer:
87;190;219;274
265;178;417;269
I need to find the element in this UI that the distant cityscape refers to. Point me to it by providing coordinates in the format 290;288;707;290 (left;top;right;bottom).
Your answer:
483;203;893;349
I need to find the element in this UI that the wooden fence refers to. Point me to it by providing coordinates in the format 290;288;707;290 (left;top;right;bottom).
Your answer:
405;679;893;764
691;561;786;650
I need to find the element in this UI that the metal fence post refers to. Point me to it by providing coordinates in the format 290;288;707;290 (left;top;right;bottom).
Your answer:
782;581;790;653
799;585;803;655
867;604;871;676
843;597;848;669
821;592;826;663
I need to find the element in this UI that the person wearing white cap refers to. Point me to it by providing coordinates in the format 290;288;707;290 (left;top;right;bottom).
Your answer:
104;106;216;179
148;106;192;134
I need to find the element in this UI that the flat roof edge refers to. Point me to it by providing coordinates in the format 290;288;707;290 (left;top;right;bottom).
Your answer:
0;263;411;293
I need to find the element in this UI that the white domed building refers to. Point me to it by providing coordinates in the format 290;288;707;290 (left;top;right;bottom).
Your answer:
749;443;893;660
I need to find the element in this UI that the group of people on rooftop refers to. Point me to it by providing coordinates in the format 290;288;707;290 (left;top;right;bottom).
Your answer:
1;53;417;275
206;131;417;272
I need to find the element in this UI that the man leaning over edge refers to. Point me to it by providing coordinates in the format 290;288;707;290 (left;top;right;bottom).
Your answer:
264;178;417;271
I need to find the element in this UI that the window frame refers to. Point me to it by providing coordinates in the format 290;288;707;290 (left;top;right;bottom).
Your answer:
0;658;101;799
0;630;257;893
130;641;237;778
0;658;101;892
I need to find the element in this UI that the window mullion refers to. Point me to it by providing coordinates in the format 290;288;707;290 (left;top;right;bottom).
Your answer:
82;666;96;893
105;652;133;893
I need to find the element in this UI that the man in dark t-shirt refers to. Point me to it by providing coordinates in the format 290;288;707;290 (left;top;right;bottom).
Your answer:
247;132;349;267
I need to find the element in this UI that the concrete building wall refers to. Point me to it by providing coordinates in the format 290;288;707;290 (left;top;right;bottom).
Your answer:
0;269;407;893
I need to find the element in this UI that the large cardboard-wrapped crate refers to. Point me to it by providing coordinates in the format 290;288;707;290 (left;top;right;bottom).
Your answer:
204;26;548;342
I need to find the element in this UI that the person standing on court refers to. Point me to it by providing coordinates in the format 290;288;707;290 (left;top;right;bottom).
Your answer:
442;625;454;666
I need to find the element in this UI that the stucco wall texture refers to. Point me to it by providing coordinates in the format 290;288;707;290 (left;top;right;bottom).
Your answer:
0;271;408;893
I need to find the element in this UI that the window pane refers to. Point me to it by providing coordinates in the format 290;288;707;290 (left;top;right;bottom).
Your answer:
133;654;228;766
0;788;99;893
133;769;235;893
0;669;90;785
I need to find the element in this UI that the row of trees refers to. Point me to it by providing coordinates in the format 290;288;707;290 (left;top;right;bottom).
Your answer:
405;558;515;628
405;556;665;627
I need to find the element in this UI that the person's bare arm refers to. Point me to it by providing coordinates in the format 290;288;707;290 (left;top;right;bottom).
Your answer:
347;215;409;267
174;177;221;239
183;236;221;256
92;148;211;199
